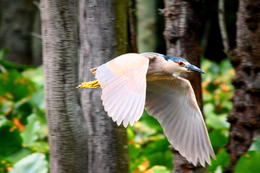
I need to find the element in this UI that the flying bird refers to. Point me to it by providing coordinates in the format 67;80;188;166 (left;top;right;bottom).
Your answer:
78;52;215;166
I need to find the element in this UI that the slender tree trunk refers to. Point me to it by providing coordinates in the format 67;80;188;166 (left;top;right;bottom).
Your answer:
136;0;165;53
0;0;42;66
137;0;158;52
225;0;260;172
40;0;87;172
128;0;138;53
78;0;129;172
164;0;206;172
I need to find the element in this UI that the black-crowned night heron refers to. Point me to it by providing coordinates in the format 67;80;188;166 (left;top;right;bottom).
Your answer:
78;52;215;166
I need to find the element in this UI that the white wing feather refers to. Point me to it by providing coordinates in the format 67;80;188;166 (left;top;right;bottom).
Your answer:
94;53;214;166
146;77;215;166
95;53;149;127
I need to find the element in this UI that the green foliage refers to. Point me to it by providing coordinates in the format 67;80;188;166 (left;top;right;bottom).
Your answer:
9;153;48;173
208;149;230;172
0;118;22;158
128;112;173;172
0;51;48;173
235;151;260;173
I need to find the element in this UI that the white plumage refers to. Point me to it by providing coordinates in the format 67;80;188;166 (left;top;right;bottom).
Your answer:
85;53;215;166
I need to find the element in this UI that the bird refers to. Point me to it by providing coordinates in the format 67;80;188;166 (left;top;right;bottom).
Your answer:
77;52;215;166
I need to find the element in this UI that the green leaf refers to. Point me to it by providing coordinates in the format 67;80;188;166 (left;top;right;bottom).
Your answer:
0;56;32;70
30;142;49;154
235;151;260;173
128;143;144;172
142;139;172;169
0;116;9;127
208;149;230;172
127;127;135;140
9;153;48;173
7;148;32;163
0;70;35;101
21;114;42;146
129;143;142;159
140;111;162;133
0;99;14;115
148;166;171;173
22;67;44;89
143;138;170;155
146;151;173;169
21;112;48;148
209;130;228;149
12;99;33;125
0;120;22;157
29;91;45;110
204;104;229;130
220;59;233;72
249;137;260;152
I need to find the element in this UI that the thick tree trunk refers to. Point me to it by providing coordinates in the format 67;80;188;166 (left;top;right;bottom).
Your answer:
0;0;42;66
78;0;129;172
225;0;260;172
40;0;87;172
164;0;206;172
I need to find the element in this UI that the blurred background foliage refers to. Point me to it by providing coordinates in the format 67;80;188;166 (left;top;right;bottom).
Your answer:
0;50;48;173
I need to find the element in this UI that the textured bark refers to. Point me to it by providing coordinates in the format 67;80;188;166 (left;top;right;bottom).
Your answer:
225;0;260;172
0;0;42;65
79;0;129;172
164;0;206;172
41;0;87;172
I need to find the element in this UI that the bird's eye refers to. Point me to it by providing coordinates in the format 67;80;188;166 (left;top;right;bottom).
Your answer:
178;61;184;66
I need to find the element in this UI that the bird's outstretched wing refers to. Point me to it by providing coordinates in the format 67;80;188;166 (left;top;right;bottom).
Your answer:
145;77;215;166
95;53;149;127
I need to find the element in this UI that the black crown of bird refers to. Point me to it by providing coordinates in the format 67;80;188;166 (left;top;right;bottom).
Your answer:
77;52;215;167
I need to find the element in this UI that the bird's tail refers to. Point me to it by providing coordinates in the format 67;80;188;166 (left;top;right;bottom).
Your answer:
77;80;100;88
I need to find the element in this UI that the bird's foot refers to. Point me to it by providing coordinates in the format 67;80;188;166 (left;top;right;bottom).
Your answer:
77;80;100;88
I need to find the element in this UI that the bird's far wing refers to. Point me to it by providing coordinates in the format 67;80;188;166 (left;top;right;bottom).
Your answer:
145;77;215;166
95;53;149;127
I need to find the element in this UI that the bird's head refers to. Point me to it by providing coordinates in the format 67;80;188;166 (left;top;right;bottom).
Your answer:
163;56;205;74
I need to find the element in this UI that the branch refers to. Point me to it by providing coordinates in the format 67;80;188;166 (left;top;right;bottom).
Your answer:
218;0;229;53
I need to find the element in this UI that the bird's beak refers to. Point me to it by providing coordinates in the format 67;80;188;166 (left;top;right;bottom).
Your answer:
185;64;205;74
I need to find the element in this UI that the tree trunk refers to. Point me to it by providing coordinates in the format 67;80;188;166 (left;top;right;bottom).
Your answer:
164;0;206;172
137;0;158;52
78;0;129;172
0;0;42;66
225;0;260;172
40;0;88;172
137;0;165;53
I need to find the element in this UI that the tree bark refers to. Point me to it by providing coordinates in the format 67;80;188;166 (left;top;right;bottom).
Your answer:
164;0;206;172
0;0;42;66
225;0;260;172
40;0;88;172
78;0;129;172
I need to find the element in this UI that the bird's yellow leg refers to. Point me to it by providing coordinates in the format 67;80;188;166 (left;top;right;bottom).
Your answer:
77;80;100;88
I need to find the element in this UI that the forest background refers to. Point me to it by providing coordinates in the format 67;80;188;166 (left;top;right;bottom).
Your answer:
0;0;259;173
